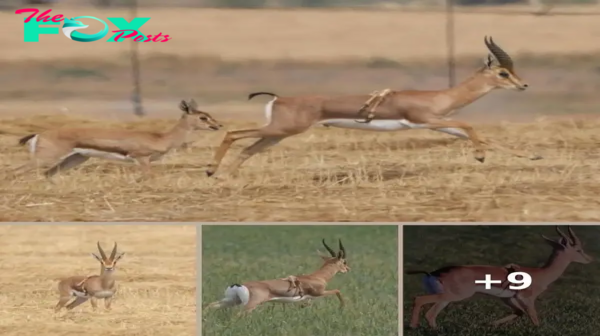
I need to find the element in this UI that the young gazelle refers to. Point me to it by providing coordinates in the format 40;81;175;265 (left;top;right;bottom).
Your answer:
55;242;125;312
205;239;349;315
207;36;540;178
406;226;593;329
11;99;222;179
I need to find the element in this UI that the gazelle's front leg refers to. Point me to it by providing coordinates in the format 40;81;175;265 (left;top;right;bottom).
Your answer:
432;127;542;160
492;297;526;326
519;296;540;326
421;119;487;163
356;89;393;123
104;297;113;311
90;297;99;311
135;156;153;181
317;289;344;308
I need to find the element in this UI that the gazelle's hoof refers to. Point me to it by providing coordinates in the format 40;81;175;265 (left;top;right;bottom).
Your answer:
474;149;486;163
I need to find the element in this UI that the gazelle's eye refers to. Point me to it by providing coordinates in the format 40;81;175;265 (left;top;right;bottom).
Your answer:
499;72;509;78
200;117;208;121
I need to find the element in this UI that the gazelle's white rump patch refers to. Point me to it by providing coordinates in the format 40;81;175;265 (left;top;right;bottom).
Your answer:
73;148;134;162
263;97;277;126
224;285;250;306
29;135;39;154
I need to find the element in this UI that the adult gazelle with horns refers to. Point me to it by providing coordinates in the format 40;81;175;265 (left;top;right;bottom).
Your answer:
205;239;350;315
207;36;541;178
405;226;593;329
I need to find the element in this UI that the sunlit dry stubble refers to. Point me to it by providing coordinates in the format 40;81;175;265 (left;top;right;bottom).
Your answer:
0;225;196;336
0;114;599;222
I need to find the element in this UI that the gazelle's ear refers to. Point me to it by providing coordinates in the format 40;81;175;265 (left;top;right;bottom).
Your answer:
483;54;494;69
91;253;102;262
115;252;125;261
541;235;566;249
316;249;329;260
188;99;198;110
179;100;191;114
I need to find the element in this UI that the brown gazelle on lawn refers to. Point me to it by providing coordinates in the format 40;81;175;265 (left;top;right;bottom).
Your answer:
405;226;593;329
205;239;349;315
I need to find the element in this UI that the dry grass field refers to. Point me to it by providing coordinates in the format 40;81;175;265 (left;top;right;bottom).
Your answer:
0;6;599;222
0;224;196;336
0;114;599;222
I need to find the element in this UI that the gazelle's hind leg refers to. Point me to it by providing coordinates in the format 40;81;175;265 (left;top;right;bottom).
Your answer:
10;139;73;179
65;297;89;311
410;292;473;329
223;136;286;177
54;296;72;312
206;298;237;310
44;153;90;178
206;129;265;177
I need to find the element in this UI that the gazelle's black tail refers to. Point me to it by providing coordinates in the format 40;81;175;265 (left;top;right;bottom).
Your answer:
18;134;36;146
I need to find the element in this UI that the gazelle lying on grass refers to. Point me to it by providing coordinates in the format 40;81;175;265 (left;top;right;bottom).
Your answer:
12;99;222;179
405;226;593;329
205;239;349;315
55;242;125;312
206;36;541;178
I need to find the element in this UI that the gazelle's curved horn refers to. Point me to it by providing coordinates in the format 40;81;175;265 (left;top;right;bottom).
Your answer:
484;36;514;71
97;241;107;260
338;239;346;258
567;226;581;245
322;239;336;257
555;226;572;245
110;242;118;260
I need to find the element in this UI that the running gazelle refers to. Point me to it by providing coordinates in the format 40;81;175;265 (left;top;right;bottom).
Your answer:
206;36;541;178
55;242;125;312
405;226;593;329
12;99;222;179
205;239;349;315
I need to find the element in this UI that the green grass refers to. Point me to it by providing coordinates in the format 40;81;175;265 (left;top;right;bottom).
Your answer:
202;225;398;336
403;225;600;336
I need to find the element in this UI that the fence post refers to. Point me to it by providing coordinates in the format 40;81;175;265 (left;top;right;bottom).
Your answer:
130;0;144;116
445;0;456;88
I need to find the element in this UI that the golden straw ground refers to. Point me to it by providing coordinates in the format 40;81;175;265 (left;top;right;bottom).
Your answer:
0;225;196;336
0;114;598;222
